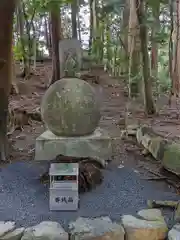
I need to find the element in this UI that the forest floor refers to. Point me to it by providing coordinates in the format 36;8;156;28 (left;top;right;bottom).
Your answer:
8;62;180;194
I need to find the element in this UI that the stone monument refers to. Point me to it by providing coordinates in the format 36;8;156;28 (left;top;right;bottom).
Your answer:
35;78;112;166
59;39;82;78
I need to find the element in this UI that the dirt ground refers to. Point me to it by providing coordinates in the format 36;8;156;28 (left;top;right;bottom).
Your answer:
8;62;180;193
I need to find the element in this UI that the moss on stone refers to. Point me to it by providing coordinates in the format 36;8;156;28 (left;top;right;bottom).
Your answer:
41;78;101;136
162;142;180;175
136;125;180;175
149;136;167;160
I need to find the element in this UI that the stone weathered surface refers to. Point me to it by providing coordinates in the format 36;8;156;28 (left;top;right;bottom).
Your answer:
35;127;112;166
68;216;124;240
122;215;168;240
137;209;165;222
59;39;82;78
41;78;101;136
1;227;24;240
168;224;180;239
162;143;180;175
136;125;180;175
136;125;166;160
21;221;68;240
0;222;15;238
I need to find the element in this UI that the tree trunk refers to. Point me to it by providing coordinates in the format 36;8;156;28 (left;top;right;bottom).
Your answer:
151;1;160;78
168;0;175;105
0;0;16;161
105;17;111;72
17;0;29;78
120;0;129;75
48;14;53;58
89;0;98;56
136;0;156;114
169;0;174;83
49;9;62;85
128;0;141;98
32;38;37;70
45;15;52;57
31;21;37;70
89;0;93;54
77;0;81;41
171;0;180;99
71;0;78;39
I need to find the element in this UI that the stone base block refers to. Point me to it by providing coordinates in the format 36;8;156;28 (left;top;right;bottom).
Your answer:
34;127;112;166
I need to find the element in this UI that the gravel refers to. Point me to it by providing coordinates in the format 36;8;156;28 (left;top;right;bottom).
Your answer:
0;161;179;230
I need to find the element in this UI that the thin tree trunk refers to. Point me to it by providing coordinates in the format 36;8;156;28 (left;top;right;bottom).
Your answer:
169;0;175;105
49;9;61;85
136;0;156;114
0;0;16;161
17;1;29;78
48;14;53;58
77;0;81;41
128;0;141;98
120;1;129;75
172;0;180;99
71;0;78;39
45;15;52;57
89;0;97;56
33;38;37;69
169;0;174;82
22;2;37;77
89;0;93;54
151;1;160;78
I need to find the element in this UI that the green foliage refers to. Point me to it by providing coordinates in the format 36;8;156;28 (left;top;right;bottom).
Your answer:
158;70;171;92
101;0;125;18
152;32;169;44
12;0;173;101
35;0;73;12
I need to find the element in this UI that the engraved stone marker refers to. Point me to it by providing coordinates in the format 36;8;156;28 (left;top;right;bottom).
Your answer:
41;78;101;136
59;39;82;78
35;78;112;166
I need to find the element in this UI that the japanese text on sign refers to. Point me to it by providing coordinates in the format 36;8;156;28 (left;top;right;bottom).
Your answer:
55;196;74;204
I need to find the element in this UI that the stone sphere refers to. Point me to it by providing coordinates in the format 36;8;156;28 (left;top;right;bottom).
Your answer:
41;78;101;136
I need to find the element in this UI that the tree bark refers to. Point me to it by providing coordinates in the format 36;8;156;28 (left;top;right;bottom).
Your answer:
49;9;62;85
89;0;93;54
48;14;53;58
120;1;129;75
77;0;81;41
17;0;29;78
151;1;160;78
89;0;97;56
136;0;156;114
45;15;52;57
172;0;180;98
169;0;174;83
0;0;16;161
71;0;78;39
168;0;175;105
128;0;141;98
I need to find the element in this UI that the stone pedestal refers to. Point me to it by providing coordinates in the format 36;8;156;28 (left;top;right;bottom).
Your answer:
34;127;112;167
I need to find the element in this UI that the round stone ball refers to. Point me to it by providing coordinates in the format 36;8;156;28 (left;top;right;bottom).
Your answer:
41;78;101;136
